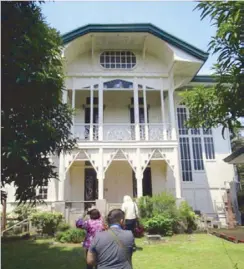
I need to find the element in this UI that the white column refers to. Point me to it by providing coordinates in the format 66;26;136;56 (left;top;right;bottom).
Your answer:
72;88;76;135
174;147;182;199
143;80;149;140
97;148;104;199
98;77;103;141
90;82;94;141
58;153;65;201
168;77;177;140
136;148;143;198
133;77;140;141
160;79;167;140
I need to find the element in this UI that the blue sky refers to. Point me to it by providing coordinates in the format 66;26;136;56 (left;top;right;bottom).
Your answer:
41;1;217;74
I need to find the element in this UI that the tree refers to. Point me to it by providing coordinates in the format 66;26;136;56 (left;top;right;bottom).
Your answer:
1;1;76;204
181;2;244;135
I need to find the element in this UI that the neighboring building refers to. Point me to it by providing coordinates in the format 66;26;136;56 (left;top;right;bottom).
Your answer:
5;24;236;225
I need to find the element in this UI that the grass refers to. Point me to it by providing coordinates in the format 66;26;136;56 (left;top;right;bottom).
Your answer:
2;234;244;269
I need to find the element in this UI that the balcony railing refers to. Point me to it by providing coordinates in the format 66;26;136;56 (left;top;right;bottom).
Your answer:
73;123;172;142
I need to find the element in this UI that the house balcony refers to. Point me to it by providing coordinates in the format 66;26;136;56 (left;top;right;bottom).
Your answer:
73;123;173;142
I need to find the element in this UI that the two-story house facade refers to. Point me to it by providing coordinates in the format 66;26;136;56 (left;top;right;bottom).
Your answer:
5;24;237;225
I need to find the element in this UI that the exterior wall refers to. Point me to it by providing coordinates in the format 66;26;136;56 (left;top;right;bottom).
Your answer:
67;51;168;75
104;161;133;203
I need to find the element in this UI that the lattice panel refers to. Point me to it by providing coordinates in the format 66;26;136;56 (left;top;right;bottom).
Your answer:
139;149;155;172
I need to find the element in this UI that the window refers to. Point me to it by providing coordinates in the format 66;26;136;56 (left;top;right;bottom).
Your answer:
177;107;188;135
204;137;215;159
192;137;204;170
100;51;136;69
180;137;192;182
177;105;216;181
38;182;48;200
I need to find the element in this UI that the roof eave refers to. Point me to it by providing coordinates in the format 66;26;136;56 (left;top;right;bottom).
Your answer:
61;23;209;61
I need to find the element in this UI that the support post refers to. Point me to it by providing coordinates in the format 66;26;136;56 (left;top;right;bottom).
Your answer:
168;76;176;140
136;148;143;198
174;147;182;199
97;148;104;199
160;78;167;140
90;82;94;141
133;77;140;141
58;153;65;201
143;79;149;140
72;87;76;135
98;77;103;141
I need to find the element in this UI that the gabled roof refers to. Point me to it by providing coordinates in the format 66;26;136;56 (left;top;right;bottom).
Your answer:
61;23;209;61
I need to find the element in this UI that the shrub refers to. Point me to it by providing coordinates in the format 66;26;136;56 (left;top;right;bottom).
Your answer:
56;228;85;243
31;211;63;235
138;192;178;220
57;222;71;232
178;201;198;233
143;215;173;236
14;205;37;221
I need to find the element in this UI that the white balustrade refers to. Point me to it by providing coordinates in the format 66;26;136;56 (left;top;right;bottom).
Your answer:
73;123;172;141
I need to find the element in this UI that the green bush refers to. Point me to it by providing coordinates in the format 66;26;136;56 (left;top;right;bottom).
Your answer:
139;192;178;219
14;205;37;221
143;215;173;236
31;211;63;235
57;222;71;232
138;192;197;236
178;202;197;233
56;228;85;243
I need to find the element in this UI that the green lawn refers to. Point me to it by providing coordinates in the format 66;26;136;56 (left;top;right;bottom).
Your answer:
2;234;244;269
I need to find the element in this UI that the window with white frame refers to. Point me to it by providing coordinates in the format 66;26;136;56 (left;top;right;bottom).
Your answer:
38;181;48;200
177;105;215;181
100;51;136;69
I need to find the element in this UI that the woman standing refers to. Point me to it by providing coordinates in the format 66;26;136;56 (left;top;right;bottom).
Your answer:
121;195;139;235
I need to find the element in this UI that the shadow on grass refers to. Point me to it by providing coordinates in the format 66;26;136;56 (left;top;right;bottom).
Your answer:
2;239;86;269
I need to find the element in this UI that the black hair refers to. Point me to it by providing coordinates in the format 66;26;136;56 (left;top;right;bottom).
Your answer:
107;209;125;225
88;209;101;220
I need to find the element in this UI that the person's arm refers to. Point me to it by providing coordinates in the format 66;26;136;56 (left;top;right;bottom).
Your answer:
134;203;139;218
87;250;96;266
87;235;98;266
121;203;126;213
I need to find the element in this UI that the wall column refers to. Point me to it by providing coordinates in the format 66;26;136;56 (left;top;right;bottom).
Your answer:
160;79;167;140
136;148;143;198
58;152;65;201
90;81;94;141
97;148;104;199
142;79;149;140
168;76;177;140
72;87;76;135
133;77;140;140
174;147;182;199
98;77;103;141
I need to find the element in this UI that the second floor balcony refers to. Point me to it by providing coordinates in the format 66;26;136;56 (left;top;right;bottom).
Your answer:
73;123;173;142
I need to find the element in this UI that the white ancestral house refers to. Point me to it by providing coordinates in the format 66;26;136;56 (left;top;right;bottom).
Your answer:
6;24;239;225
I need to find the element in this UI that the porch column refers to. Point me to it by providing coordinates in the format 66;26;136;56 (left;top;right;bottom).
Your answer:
58;153;65;201
136;148;143;198
174;147;182;199
72;87;76;135
133;77;140;140
168;77;177;140
136;172;143;198
97;148;104;199
160;79;167;140
90;82;94;141
98;77;103;141
142;80;149;140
